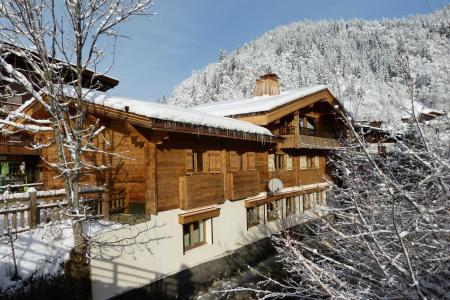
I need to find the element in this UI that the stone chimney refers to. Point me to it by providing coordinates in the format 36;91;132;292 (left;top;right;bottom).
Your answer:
253;73;280;97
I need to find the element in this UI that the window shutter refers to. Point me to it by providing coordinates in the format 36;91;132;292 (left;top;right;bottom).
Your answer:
286;155;293;170
268;154;275;171
186;149;193;174
299;156;307;170
314;156;320;169
247;152;255;171
230;151;238;171
209;151;222;173
242;153;248;171
202;152;209;173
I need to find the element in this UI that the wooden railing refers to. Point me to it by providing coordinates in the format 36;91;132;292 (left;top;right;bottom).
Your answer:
279;125;295;135
179;174;225;210
226;171;260;200
0;135;40;155
299;134;340;149
279;128;340;150
0;186;126;236
0;135;34;147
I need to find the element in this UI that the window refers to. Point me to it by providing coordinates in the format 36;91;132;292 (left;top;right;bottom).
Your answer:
237;153;244;171
314;156;320;169
286;155;293;170
300;156;307;170
274;154;284;170
286;197;296;216
303;194;311;210
231;151;254;171
315;191;322;205
247;206;262;228
247;152;256;171
267;200;282;221
186;150;205;174
300;156;319;170
268;154;275;171
183;220;206;251
209;151;222;173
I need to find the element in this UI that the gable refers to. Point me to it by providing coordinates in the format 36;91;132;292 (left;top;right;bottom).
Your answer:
234;90;338;125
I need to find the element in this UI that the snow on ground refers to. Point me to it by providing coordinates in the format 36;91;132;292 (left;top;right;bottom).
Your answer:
0;221;123;294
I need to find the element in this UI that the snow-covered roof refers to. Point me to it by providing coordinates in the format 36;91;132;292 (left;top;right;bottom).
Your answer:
401;101;446;120
193;85;330;117
13;87;273;138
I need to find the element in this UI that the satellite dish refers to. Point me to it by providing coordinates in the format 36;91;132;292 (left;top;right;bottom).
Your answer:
268;178;283;193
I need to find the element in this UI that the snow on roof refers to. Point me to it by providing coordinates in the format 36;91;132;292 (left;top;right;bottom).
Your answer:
193;85;329;117
13;86;273;137
401;101;446;120
89;94;272;136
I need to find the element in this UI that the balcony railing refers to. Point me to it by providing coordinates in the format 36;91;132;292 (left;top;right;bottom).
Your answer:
0;135;34;148
179;173;225;210
0;135;40;155
226;171;260;200
299;127;317;136
278;126;339;149
279;125;295;135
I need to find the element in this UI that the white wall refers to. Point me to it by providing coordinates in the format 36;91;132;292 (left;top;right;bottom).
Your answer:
90;183;329;300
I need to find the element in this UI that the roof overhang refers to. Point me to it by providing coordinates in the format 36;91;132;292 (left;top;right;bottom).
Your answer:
9;96;281;144
230;89;342;125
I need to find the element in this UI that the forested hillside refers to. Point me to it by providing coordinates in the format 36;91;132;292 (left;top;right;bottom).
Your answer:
167;6;449;125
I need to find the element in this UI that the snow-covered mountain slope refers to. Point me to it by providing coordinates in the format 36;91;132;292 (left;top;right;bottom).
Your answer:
166;6;449;126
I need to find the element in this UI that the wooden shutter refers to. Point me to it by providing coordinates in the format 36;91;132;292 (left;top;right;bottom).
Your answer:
242;153;248;171
286;155;293;170
209;151;222;173
201;152;209;173
230;151;238;171
268;154;275;171
299;156;307;170
314;156;320;169
247;152;255;171
186;149;193;174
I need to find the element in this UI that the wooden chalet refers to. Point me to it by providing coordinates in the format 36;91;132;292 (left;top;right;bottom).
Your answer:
0;47;119;190
9;73;349;299
194;74;346;212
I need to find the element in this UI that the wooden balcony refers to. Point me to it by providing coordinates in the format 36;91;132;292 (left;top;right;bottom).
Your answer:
226;171;260;200
0;135;40;155
279;126;339;150
179;173;225;210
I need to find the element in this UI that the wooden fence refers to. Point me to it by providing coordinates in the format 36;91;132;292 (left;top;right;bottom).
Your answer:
0;187;126;236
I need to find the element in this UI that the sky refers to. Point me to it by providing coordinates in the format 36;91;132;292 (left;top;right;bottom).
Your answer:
108;0;449;101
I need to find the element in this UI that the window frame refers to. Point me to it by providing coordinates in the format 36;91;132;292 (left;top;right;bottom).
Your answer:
183;219;207;252
247;205;263;228
274;154;285;170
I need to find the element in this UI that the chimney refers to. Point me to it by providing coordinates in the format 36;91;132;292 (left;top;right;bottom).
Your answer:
253;73;280;97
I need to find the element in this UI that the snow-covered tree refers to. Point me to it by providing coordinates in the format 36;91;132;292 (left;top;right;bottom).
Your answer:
166;5;450;127
0;0;153;271
224;107;449;299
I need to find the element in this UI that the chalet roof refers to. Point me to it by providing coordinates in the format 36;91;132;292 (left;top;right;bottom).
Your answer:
193;85;330;117
1;43;119;91
11;87;276;142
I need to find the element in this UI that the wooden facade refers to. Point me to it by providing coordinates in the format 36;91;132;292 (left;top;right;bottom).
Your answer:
16;78;345;219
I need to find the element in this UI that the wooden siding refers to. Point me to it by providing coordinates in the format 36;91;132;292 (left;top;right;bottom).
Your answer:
226;171;260;200
33;104;331;215
156;147;186;212
179;174;225;210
